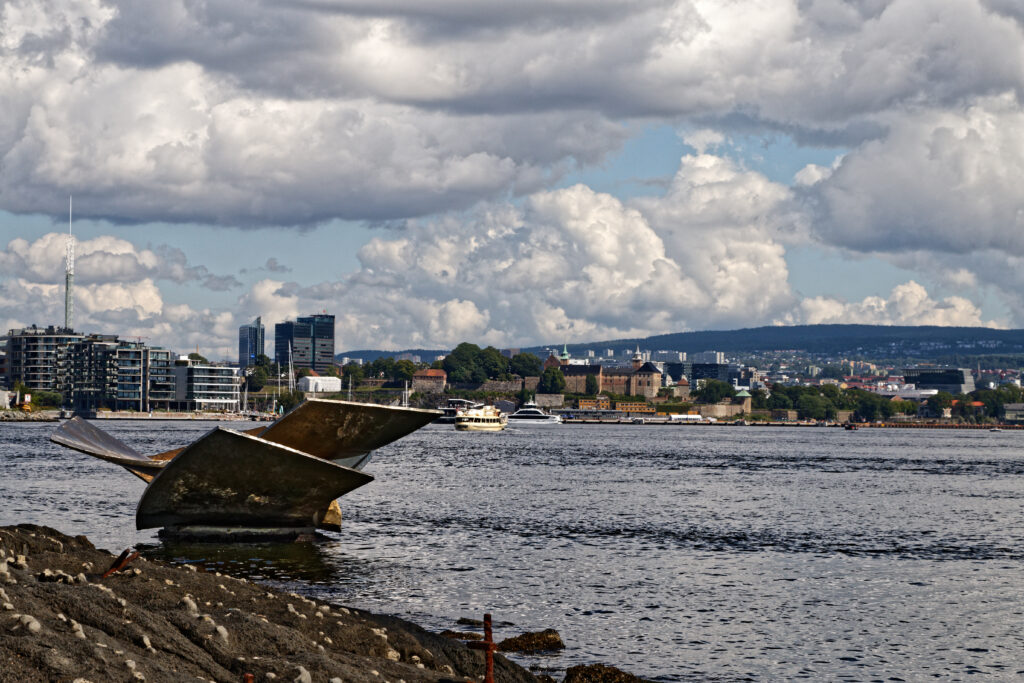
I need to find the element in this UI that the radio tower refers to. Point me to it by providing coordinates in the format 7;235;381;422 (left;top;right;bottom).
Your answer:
64;196;75;330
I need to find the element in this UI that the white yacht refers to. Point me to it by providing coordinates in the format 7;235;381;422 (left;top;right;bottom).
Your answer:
506;402;562;425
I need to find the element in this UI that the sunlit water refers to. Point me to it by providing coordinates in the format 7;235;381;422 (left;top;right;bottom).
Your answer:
2;420;1023;681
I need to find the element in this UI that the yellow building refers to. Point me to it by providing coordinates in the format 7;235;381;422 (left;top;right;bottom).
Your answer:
615;401;656;414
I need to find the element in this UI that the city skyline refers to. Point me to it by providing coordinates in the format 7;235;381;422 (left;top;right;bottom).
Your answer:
2;2;1023;358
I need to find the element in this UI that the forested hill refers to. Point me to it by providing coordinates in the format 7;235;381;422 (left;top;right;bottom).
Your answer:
548;325;1024;358
338;325;1024;363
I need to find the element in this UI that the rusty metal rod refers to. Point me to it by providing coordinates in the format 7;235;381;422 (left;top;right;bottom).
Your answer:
102;549;140;578
466;613;496;683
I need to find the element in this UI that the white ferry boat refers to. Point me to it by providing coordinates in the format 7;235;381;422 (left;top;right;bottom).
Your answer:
454;405;507;431
435;398;483;424
506;402;562;425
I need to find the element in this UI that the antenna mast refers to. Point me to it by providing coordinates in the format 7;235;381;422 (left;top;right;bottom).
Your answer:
64;196;75;330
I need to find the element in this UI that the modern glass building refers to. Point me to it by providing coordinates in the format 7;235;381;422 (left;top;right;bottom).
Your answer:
238;316;265;369
57;337;176;412
6;325;84;392
299;313;335;373
275;313;335;373
902;368;976;394
173;358;240;411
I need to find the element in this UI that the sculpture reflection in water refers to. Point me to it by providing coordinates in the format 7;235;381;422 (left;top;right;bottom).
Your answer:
50;399;441;540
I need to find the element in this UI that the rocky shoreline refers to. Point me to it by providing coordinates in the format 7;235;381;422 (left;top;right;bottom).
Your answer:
0;525;648;683
0;410;60;422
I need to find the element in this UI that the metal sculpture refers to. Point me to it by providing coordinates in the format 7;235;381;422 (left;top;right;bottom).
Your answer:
51;399;440;539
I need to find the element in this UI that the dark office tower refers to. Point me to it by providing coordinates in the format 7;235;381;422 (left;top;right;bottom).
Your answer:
274;320;312;370
238;317;265;369
297;314;335;374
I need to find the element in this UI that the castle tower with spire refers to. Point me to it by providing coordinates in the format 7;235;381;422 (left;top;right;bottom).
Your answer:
631;345;643;370
64;196;75;331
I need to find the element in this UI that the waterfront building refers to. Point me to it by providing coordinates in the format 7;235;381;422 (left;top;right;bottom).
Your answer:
411;368;447;393
614;401;657;415
564;352;662;399
577;396;611;410
5;325;84;392
902;367;976;394
562;365;602;393
172;357;239;411
238;317;265;369
275;314;335;374
58;336;176;412
57;335;117;411
1002;403;1024;423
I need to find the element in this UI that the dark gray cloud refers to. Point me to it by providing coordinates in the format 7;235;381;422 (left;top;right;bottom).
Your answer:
3;0;1023;229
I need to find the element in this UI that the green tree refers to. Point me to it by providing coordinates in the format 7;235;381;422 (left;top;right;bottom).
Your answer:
538;367;566;394
766;385;793;409
296;367;313;379
927;391;954;415
443;342;487;383
394;359;418;383
32;390;62;408
246;366;268;392
277;390;305;413
480;346;510;379
254;354;272;368
585;374;600;395
188;352;209;363
342;363;364;386
892;399;918;415
750;388;768;410
796;393;830;420
515;387;535;404
369;356;396;380
693;379;736;404
819;384;840;401
509;352;543;378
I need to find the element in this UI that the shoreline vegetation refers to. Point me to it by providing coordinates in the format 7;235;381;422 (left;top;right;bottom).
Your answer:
0;525;649;683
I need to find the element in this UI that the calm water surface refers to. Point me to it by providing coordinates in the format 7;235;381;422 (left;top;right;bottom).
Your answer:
2;420;1023;681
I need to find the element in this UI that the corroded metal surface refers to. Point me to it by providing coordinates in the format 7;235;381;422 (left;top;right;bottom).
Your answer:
50;399;438;536
50;416;165;481
257;398;441;465
136;427;373;530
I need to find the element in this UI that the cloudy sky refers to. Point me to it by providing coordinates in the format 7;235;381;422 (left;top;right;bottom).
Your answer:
2;0;1023;360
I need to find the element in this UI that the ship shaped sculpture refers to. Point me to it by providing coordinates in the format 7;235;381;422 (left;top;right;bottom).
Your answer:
50;399;440;539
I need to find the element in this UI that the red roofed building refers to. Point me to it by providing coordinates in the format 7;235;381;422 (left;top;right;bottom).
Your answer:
412;368;447;393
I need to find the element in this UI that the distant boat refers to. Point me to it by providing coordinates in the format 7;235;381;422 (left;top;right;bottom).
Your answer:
845;424;859;431
454;405;507;432
435;398;483;424
989;427;1003;432
506;402;562;426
